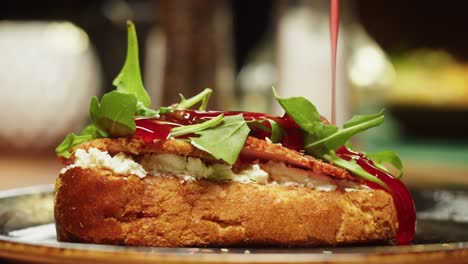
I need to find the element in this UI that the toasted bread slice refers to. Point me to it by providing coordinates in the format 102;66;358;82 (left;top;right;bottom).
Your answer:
55;167;397;247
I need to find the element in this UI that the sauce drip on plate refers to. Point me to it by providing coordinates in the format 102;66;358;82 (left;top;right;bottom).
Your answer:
336;146;416;245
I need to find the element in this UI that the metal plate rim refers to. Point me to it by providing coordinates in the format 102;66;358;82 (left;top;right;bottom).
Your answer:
1;185;468;263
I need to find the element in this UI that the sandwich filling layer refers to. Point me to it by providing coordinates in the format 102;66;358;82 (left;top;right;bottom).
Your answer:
61;147;366;192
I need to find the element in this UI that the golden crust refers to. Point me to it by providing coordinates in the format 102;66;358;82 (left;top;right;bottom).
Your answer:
55;168;397;247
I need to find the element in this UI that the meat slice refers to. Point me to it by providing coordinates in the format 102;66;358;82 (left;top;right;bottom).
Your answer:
241;137;355;181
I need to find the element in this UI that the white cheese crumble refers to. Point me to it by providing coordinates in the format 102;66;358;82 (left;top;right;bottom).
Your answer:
261;161;337;191
60;148;147;178
60;148;364;192
140;153;268;184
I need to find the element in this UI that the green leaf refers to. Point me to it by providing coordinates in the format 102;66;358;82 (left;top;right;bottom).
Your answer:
343;110;385;128
176;88;213;110
273;89;385;157
56;134;84;158
113;21;151;108
191;115;250;165
273;89;398;187
266;119;282;143
323;151;386;188
80;124;102;138
171;114;224;137
56;125;102;158
95;91;137;137
89;96;109;137
158;106;173;114
89;96;99;124
247;119;283;143
367;150;404;178
136;102;158;116
56;21;158;156
273;88;338;149
273;88;322;133
304;111;384;156
302;127;336;156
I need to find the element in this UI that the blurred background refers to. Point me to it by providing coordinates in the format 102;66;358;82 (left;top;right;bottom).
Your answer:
0;0;467;190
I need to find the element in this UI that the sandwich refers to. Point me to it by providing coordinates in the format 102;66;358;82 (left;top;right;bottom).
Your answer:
54;21;416;247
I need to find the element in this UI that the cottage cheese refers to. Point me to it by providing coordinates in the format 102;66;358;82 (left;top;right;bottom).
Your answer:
60;148;363;192
60;148;147;178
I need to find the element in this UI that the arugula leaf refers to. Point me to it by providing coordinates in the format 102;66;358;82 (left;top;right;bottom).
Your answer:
343;110;385;129
80;124;103;138
89;96;99;124
274;90;384;156
273;89;383;156
89;96;109;137
113;21;152;109
176;88;213;110
93;91;137;137
56;91;138;157
323;151;386;188
273;88;338;145
191;115;250;165
266;119;282;143
56;21;154;157
273;89;322;131
170;114;224;137
56;134;90;158
367;150;403;178
247;119;283;143
304;110;384;156
273;90;399;185
157;106;174;114
136;102;158;116
55;125;102;158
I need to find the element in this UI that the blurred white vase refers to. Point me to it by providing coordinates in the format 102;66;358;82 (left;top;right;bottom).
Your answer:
276;0;351;125
0;21;101;150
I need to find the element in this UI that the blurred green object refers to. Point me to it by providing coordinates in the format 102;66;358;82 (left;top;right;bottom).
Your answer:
356;108;468;187
379;49;468;140
386;49;468;108
353;48;468;187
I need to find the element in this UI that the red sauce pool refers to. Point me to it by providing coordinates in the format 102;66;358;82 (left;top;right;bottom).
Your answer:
134;119;176;143
134;110;303;150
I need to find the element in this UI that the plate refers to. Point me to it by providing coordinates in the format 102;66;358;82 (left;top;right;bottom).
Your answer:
0;185;467;263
